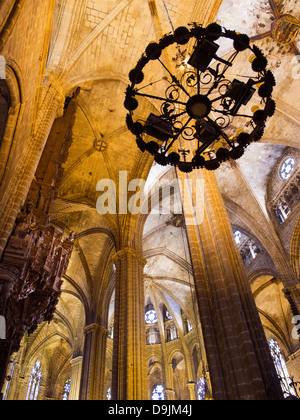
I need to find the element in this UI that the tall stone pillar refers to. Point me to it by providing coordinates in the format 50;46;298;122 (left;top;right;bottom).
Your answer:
79;324;108;401
164;363;175;400
178;168;283;400
111;247;147;400
69;356;83;401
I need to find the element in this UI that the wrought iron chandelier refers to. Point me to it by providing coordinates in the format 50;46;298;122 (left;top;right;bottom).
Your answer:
125;22;276;173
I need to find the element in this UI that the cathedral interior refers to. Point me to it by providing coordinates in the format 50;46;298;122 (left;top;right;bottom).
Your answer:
0;0;300;401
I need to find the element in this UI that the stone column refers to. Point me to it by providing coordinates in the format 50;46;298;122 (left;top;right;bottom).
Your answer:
79;324;108;401
178;168;283;400
69;356;83;401
187;382;197;400
164;363;175;400
111;247;147;400
164;389;176;400
182;343;197;397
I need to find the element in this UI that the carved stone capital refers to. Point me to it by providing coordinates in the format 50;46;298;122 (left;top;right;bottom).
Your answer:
84;323;109;337
43;71;66;119
112;247;147;267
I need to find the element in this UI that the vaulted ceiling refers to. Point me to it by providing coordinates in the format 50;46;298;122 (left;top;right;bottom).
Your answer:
43;0;300;351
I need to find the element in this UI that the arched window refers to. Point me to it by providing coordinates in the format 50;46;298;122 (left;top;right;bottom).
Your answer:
274;205;285;224
109;324;114;339
152;385;165;400
165;310;172;320
26;360;42;401
234;230;242;245
146;327;161;345
269;339;295;398
197;377;206;400
166;324;178;342
106;388;112;400
0;79;11;148
63;377;71;400
170;324;178;340
186;319;193;333
149;327;157;345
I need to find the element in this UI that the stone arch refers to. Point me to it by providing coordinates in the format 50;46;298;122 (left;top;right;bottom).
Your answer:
290;217;300;277
53;365;72;400
147;358;164;399
0;78;10;146
0;61;23;185
170;351;189;400
224;195;298;287
248;269;282;285
250;275;295;357
192;343;202;382
20;323;72;400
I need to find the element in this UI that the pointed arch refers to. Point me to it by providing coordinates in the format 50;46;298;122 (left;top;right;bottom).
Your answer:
290;217;300;277
0;61;24;185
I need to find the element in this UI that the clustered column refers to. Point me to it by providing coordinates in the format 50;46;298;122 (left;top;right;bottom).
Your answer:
69;356;83;401
79;324;108;400
178;168;284;400
112;247;148;400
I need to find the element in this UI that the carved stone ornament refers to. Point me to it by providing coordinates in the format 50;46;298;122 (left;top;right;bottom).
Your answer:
272;14;300;45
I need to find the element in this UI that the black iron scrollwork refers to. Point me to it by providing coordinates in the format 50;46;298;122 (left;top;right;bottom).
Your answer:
125;22;276;173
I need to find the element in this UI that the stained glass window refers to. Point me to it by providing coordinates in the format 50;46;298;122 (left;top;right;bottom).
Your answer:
187;319;193;333
145;310;157;324
197;377;206;400
106;388;112;400
234;230;242;245
63;377;71;400
280;157;295;180
269;339;295;398
165;310;172;320
152;385;165;400
109;324;114;339
26;360;42;401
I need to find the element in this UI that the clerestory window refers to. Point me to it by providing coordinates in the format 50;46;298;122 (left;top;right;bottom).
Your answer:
26;360;42;401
